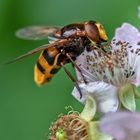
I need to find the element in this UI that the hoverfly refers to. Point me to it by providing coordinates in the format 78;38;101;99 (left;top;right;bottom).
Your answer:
8;20;108;97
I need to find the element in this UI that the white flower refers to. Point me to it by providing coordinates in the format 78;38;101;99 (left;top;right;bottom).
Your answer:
72;23;140;113
72;82;119;114
100;112;140;140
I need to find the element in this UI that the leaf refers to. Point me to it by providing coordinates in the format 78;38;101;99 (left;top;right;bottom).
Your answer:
134;86;140;99
119;83;136;111
80;95;96;122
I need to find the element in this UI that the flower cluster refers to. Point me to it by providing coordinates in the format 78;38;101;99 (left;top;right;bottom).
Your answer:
48;23;140;140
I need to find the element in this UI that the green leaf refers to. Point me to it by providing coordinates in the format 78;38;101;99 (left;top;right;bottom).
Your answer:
88;121;113;140
134;86;140;99
80;95;96;122
119;83;136;111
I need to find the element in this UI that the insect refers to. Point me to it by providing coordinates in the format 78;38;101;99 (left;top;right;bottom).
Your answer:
8;20;108;93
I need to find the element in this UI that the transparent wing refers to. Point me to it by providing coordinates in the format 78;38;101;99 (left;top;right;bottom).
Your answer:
5;44;49;64
16;26;61;40
5;39;68;64
48;34;60;43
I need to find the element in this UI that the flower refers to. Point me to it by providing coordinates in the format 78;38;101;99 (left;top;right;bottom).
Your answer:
49;113;88;140
49;96;112;140
72;23;140;113
100;112;140;140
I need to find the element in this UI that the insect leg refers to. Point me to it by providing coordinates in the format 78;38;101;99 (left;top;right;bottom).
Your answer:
61;62;82;99
66;53;87;84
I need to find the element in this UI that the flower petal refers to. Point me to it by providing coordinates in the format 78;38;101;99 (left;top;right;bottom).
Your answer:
135;61;140;86
72;82;119;114
113;23;140;48
100;112;140;140
111;23;140;86
75;49;97;82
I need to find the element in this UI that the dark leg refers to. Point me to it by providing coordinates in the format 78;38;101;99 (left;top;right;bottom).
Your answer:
66;53;87;84
61;62;82;99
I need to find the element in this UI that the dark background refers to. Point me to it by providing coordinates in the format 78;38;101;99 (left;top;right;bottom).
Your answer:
0;0;140;140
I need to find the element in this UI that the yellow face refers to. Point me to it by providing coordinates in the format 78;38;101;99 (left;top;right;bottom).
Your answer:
95;22;108;42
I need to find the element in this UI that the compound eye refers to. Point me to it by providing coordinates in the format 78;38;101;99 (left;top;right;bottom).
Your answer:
84;21;100;43
96;23;108;42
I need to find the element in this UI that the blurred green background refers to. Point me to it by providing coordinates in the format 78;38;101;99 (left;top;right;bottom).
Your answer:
0;0;140;140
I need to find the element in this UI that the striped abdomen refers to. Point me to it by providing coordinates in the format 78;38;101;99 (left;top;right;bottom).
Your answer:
34;47;61;85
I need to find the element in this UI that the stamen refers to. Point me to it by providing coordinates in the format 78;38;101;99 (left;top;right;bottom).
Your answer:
76;39;138;87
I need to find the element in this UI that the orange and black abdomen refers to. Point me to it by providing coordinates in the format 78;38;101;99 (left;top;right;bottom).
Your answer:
34;47;61;85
